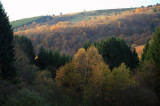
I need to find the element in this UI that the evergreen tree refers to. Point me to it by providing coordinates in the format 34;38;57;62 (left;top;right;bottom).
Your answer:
131;48;139;70
83;37;139;70
0;2;16;80
83;41;92;50
139;39;151;69
48;49;54;64
150;26;160;68
60;54;68;66
149;26;160;99
36;47;72;70
53;50;60;67
141;39;150;62
14;36;35;63
37;47;48;69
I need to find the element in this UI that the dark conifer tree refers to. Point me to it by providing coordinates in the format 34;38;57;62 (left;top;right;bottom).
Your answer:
150;26;160;68
138;39;151;69
0;2;16;80
37;47;72;70
83;37;139;70
53;50;60;67
14;36;35;64
48;49;54;64
141;39;150;62
83;41;92;50
131;48;139;70
149;26;160;99
37;47;48;69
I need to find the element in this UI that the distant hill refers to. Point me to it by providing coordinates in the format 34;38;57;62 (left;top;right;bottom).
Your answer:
67;8;135;22
13;4;160;55
11;8;135;29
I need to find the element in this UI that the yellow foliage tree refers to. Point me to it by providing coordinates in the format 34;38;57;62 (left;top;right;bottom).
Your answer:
56;46;110;105
106;63;135;91
55;47;135;105
118;21;121;28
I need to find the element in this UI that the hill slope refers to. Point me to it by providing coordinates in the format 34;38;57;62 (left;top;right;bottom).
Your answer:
13;5;160;55
11;16;45;28
11;8;135;29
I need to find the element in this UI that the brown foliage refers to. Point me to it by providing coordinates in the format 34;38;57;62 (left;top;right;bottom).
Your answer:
135;45;144;59
14;6;160;55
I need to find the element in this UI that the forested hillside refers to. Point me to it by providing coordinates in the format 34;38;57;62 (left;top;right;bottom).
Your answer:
1;1;160;105
14;5;160;55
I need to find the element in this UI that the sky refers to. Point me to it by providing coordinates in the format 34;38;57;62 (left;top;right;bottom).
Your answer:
1;0;160;21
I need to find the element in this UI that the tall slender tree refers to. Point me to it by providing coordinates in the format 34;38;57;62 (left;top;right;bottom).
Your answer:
0;2;16;80
37;47;48;69
150;26;160;68
131;48;139;70
141;39;150;62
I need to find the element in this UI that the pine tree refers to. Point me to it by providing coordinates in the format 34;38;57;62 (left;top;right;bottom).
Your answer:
141;39;150;62
150;26;160;68
0;2;16;80
48;49;54;64
20;36;35;63
138;39;151;69
37;47;48;69
83;41;91;50
36;47;72;70
83;37;139;70
149;26;160;99
53;50;60;67
14;36;35;64
131;48;139;71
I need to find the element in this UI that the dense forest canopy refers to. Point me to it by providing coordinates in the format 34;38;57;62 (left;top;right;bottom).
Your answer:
1;1;160;106
13;5;160;55
83;37;139;70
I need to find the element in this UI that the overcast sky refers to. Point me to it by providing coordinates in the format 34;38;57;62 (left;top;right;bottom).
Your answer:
1;0;159;21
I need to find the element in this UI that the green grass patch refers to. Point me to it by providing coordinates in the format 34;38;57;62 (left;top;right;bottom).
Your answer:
11;16;44;28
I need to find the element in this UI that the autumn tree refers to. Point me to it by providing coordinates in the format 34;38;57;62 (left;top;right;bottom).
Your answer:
56;46;139;105
0;2;16;80
136;61;157;91
107;63;134;90
106;63;135;105
56;46;111;105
